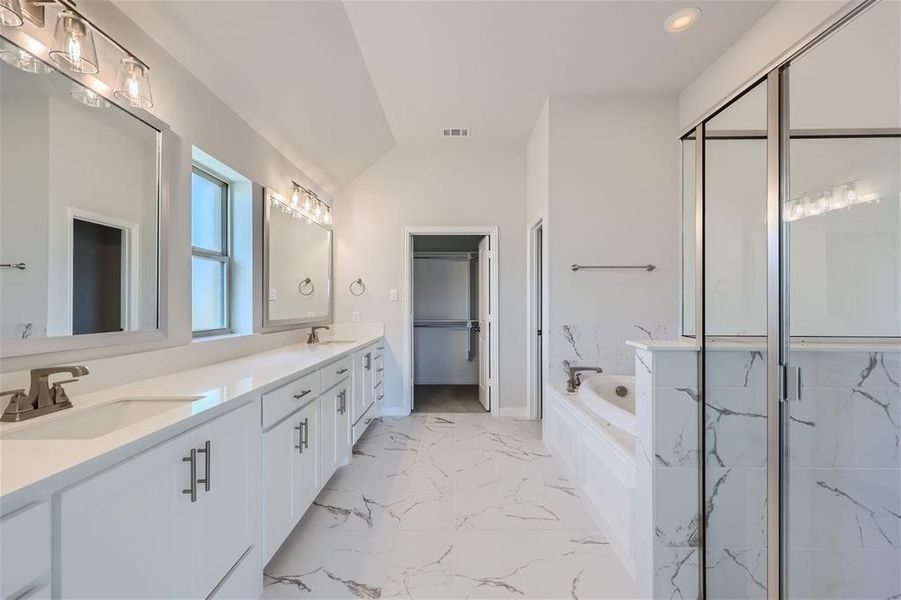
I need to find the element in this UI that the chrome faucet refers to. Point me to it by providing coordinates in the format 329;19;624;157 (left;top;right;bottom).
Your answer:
307;325;330;344
564;361;603;393
1;365;89;422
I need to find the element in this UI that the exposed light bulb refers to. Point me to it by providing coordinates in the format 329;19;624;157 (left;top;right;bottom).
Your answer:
114;56;153;109
50;10;99;74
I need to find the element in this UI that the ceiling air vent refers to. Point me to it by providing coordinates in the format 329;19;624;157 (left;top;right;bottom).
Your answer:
442;128;470;138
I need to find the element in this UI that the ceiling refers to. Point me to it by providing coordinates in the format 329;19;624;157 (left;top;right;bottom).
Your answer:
115;0;776;186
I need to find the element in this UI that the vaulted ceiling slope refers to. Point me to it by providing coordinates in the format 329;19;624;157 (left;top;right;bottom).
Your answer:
344;0;775;145
116;0;775;186
114;0;395;192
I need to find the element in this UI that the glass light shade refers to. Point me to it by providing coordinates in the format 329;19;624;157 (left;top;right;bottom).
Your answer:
302;193;313;213
0;42;52;74
322;205;331;224
290;186;301;207
49;10;99;74
0;0;24;27
114;57;153;109
70;84;109;108
313;201;322;220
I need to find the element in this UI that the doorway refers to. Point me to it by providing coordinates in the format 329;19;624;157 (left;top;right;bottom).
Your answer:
403;227;498;415
528;219;545;419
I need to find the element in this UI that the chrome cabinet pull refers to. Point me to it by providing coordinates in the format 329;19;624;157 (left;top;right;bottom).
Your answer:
183;448;197;502
295;422;303;454
293;389;312;400
364;353;371;370
197;440;211;492
302;417;309;449
336;368;348;375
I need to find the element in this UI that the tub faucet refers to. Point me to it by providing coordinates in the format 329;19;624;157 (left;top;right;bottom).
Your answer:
564;361;603;393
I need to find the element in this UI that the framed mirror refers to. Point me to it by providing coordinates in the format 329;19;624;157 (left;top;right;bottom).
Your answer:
0;35;169;358
262;188;332;331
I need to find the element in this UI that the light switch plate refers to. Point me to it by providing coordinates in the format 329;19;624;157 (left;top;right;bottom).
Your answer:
389;289;399;302
352;312;360;322
269;288;277;301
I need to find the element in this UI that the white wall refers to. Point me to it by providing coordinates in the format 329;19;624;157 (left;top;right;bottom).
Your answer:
0;0;336;388
678;0;848;131
544;95;681;383
333;144;527;415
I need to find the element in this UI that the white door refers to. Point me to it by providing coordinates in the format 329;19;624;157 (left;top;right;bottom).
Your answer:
193;403;257;597
263;414;296;562
294;400;321;517
319;390;339;487
58;433;195;599
478;236;490;411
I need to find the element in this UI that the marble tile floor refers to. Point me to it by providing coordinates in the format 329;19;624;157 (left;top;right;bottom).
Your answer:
262;413;637;599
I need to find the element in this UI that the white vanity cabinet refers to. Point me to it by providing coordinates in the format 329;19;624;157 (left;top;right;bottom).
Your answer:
262;390;321;563
0;502;50;600
58;401;258;599
321;381;351;486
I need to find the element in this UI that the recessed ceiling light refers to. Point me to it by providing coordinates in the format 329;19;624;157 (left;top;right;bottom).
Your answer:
664;7;701;33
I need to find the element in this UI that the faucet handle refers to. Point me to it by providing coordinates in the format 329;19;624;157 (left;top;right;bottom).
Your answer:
49;380;77;407
1;388;32;418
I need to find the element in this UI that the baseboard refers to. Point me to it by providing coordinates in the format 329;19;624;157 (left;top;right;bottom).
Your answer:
498;406;531;418
379;406;410;417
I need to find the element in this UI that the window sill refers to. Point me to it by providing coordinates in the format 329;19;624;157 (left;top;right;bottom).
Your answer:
191;331;247;344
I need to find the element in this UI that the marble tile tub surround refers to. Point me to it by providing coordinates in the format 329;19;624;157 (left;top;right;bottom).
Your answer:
262;412;637;599
549;322;674;385
634;342;901;600
0;325;384;508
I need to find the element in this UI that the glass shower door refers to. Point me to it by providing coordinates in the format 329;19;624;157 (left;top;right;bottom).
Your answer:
783;2;901;598
703;78;771;598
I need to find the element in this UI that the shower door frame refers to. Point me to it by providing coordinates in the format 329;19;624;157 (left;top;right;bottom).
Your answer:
683;1;896;597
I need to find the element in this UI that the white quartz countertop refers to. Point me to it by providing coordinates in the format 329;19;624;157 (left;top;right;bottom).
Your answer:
0;333;383;508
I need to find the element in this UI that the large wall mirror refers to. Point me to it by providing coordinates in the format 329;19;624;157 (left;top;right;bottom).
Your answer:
263;189;332;330
0;36;165;357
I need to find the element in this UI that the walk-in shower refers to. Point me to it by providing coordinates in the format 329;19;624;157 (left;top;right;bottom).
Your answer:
682;1;900;596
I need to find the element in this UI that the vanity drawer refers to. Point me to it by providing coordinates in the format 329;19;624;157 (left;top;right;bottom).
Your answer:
0;502;50;600
262;370;321;429
352;402;375;445
321;356;353;392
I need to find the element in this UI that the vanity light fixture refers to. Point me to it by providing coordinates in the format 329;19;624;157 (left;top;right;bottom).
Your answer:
0;39;52;73
49;9;99;74
70;83;109;108
114;56;152;108
0;0;24;27
286;181;331;226
664;7;701;33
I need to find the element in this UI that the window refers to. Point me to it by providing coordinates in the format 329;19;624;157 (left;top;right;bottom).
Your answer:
191;166;230;336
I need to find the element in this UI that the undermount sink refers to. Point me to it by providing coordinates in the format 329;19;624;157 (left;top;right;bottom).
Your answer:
2;397;203;441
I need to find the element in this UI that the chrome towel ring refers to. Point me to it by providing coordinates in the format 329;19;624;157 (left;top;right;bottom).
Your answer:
298;278;315;296
349;278;366;296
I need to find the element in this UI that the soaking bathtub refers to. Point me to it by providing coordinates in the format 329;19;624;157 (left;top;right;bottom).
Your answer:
542;376;638;578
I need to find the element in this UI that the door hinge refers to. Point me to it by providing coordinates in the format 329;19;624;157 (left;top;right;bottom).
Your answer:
537;329;542;336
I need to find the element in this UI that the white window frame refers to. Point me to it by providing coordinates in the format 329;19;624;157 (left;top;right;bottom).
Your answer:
191;165;231;337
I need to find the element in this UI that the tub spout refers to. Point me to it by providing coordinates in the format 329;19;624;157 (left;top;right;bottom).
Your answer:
564;361;603;393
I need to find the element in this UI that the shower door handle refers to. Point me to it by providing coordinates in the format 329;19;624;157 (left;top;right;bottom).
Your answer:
784;365;801;402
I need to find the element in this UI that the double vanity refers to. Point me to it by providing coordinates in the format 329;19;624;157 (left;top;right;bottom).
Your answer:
0;331;385;600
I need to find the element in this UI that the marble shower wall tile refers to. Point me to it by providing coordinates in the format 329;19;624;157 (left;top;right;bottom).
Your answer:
548;322;675;383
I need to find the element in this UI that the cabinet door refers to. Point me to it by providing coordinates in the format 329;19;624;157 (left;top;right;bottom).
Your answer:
59;433;195;599
193;403;258;597
352;351;366;424
319;391;338;486
336;385;352;467
294;400;321;517
263;414;297;563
